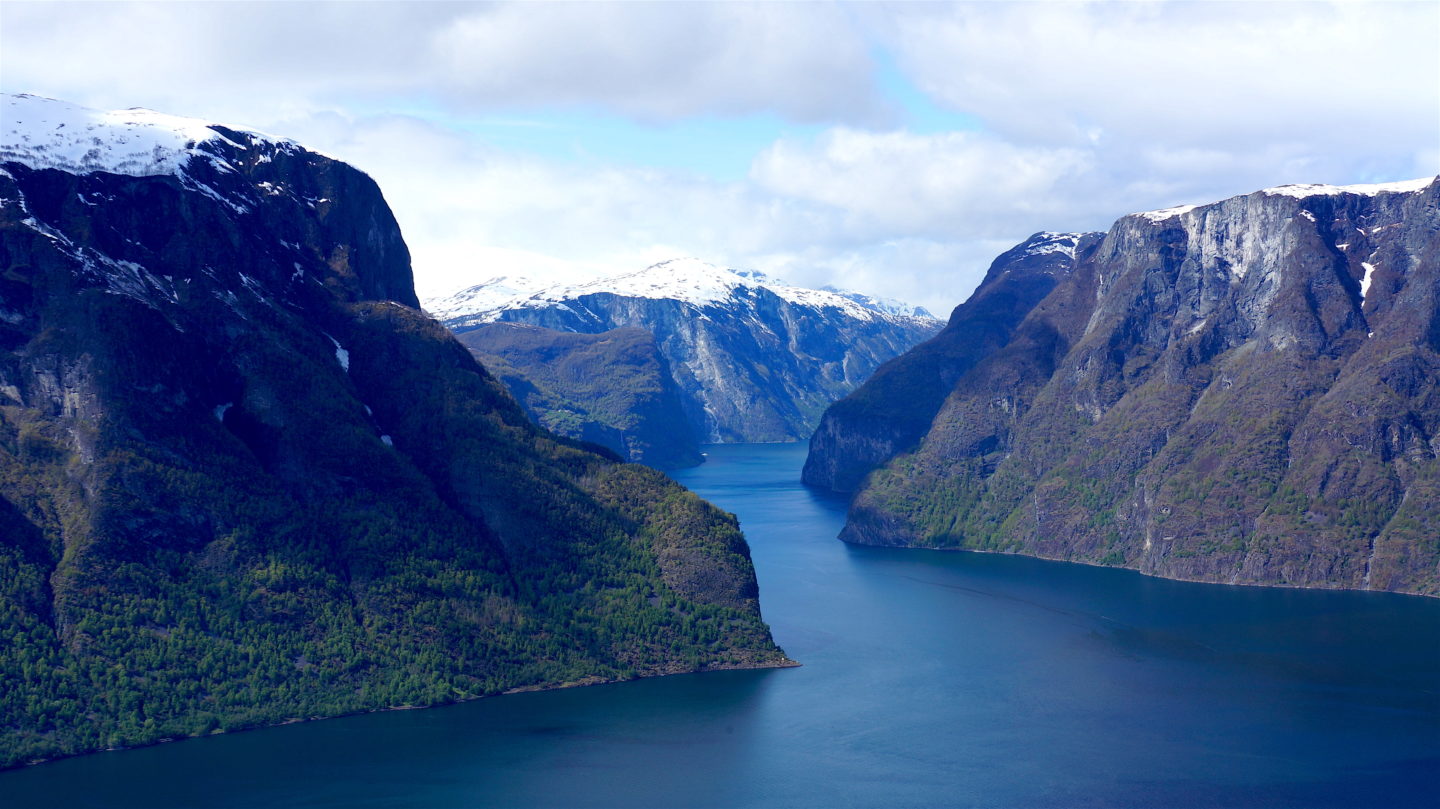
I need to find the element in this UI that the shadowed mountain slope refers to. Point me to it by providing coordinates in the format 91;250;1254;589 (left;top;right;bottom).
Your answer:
0;94;788;768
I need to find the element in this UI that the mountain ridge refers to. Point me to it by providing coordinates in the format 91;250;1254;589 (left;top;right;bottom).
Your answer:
428;259;943;444
426;257;938;330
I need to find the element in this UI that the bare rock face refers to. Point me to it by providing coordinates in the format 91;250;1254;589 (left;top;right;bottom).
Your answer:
0;95;787;768
427;260;943;444
824;178;1440;597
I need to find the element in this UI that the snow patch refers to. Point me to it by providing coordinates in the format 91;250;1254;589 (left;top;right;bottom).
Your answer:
1360;262;1377;299
1135;203;1199;223
1019;232;1085;259
328;336;350;371
22;214;179;308
380;435;393;447
214;402;232;422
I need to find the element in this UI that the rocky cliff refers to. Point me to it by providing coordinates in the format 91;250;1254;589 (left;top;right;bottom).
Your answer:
803;232;1103;492
0;94;788;768
457;323;703;469
427;260;942;444
823;178;1440;596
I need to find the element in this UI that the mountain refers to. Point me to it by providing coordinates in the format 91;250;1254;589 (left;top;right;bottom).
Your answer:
804;232;1104;493
457;323;703;469
426;260;944;444
0;94;789;769
812;177;1440;597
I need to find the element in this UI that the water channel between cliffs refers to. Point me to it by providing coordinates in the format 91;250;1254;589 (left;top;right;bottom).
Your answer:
2;442;1437;808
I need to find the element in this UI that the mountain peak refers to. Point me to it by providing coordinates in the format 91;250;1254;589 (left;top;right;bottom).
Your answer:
984;231;1104;282
0;93;297;178
1;93;418;309
1017;231;1093;260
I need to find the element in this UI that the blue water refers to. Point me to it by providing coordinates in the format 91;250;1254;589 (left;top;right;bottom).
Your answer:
2;443;1437;808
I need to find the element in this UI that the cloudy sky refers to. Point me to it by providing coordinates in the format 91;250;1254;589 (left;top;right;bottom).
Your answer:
3;1;1437;315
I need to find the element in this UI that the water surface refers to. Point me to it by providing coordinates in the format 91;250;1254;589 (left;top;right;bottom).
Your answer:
3;443;1437;807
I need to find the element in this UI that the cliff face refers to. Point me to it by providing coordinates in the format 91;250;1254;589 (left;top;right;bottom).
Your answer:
0;95;787;768
829;178;1440;596
457;323;703;469
428;260;943;444
803;232;1103;493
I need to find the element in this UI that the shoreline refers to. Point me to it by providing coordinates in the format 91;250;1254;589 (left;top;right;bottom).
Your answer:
7;655;800;772
840;537;1440;600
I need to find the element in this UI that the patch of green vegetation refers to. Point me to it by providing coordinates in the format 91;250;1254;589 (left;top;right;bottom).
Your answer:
457;324;702;469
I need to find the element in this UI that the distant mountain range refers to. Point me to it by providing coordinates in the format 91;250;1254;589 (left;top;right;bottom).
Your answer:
808;176;1440;597
0;94;788;768
427;260;942;458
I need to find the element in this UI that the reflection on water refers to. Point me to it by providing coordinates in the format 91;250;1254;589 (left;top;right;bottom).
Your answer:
3;443;1437;809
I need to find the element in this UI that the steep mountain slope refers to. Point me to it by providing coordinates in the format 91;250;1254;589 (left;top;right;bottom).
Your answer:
457;323;702;469
427;261;943;443
803;232;1104;493
0;94;788;769
829;178;1440;596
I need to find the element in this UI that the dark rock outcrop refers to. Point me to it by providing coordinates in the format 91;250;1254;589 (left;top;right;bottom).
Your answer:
821;179;1440;596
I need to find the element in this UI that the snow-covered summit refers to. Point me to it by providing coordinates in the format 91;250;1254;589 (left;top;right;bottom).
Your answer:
426;258;938;326
1131;177;1436;222
0;93;294;177
1135;204;1201;223
533;258;761;309
819;287;934;319
425;275;542;322
1260;177;1436;198
1018;231;1091;259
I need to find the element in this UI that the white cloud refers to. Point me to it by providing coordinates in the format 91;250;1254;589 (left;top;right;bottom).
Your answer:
273;112;1004;315
0;1;886;126
888;2;1438;164
430;3;888;123
750;129;1095;239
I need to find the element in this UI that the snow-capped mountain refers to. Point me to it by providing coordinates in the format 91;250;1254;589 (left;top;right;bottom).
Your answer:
812;176;1440;597
425;275;544;321
1;92;299;178
0;94;787;765
426;259;944;444
1;94;410;312
427;258;936;331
